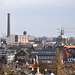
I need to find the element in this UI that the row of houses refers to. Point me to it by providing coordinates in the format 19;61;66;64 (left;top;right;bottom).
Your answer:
0;45;75;65
0;46;56;65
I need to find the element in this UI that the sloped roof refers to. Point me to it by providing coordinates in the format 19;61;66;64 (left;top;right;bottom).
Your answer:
64;45;75;49
16;48;29;55
30;50;56;55
62;49;69;57
35;72;43;75
64;49;69;54
29;64;39;67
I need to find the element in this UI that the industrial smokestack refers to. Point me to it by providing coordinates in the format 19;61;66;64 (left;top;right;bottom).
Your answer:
7;13;10;37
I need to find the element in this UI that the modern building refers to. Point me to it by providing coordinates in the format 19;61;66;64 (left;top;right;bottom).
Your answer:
15;31;28;44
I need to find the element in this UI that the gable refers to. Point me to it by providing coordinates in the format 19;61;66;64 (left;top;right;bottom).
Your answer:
16;50;26;56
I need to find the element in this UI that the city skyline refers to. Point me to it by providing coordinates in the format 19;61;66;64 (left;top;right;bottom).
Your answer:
0;0;75;37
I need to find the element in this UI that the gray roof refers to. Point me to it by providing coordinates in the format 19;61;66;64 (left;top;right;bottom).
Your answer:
29;49;56;55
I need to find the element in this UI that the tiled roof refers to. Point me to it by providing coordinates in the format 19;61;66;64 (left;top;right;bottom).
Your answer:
29;64;39;67
30;50;56;55
64;45;75;48
62;49;69;57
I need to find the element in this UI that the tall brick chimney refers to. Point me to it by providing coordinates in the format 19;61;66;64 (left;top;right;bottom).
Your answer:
7;13;10;37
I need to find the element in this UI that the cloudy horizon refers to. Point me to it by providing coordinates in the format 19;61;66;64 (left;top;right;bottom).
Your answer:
0;0;75;37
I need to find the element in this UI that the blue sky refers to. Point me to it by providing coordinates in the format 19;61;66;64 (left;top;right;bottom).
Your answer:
0;0;75;37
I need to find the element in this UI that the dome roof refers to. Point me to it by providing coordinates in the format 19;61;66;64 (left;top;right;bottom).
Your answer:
23;31;27;35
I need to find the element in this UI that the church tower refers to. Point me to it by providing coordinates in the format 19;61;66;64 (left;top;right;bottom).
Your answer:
57;26;68;46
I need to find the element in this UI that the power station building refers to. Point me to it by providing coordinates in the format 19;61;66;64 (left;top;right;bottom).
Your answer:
6;32;28;44
6;13;28;44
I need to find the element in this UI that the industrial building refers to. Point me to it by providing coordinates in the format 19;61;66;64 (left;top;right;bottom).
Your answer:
15;31;28;44
5;13;28;44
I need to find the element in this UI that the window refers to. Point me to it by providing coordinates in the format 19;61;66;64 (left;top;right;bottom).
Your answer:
17;56;25;59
